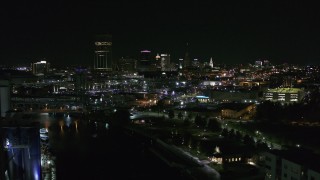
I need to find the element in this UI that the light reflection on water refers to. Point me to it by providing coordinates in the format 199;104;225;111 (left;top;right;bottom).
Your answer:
65;116;71;127
59;120;64;134
36;113;210;155
75;120;79;133
35;114;83;136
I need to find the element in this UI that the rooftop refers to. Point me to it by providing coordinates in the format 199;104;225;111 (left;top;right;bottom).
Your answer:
267;147;320;173
267;88;303;93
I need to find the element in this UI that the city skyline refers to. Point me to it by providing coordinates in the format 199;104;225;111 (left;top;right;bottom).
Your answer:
1;1;320;66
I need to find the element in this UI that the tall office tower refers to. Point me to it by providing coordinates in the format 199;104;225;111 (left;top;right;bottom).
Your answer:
192;58;199;68
75;67;88;90
94;34;112;71
118;57;137;72
184;43;191;68
179;58;184;69
31;60;50;75
155;54;161;70
74;67;88;103
0;80;10;117
138;50;151;71
160;54;170;71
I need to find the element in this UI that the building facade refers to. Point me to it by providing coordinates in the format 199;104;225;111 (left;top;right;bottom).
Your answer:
160;54;170;71
118;57;137;72
138;50;151;71
0;80;10;117
263;88;305;103
94;34;112;71
31;60;50;75
264;149;320;180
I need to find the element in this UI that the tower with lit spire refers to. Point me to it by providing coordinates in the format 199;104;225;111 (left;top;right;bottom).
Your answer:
209;57;214;68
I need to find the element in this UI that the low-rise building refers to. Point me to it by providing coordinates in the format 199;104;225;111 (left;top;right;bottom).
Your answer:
263;88;305;103
204;89;260;103
220;103;256;120
264;148;320;180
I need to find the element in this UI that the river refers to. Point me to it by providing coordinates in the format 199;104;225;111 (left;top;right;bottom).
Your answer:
34;112;182;180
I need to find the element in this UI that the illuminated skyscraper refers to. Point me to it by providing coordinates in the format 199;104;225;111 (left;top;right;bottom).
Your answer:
31;60;50;75
179;58;184;69
155;54;161;70
160;54;170;71
94;34;112;71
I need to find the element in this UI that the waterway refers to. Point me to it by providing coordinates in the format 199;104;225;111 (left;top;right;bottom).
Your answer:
34;113;182;180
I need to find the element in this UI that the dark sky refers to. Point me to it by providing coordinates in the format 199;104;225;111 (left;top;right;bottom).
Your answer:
1;0;320;67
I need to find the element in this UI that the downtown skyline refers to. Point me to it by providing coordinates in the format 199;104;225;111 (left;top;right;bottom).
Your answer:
1;0;320;66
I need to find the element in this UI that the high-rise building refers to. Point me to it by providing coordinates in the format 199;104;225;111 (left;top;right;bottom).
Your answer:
31;60;50;75
179;58;184;70
94;34;112;71
155;54;161;70
138;50;151;71
160;54;170;71
118;57;137;72
192;58;199;68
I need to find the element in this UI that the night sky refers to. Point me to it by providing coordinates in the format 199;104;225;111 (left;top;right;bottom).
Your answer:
1;0;320;67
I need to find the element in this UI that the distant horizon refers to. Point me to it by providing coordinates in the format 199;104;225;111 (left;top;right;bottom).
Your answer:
1;1;320;66
1;55;319;69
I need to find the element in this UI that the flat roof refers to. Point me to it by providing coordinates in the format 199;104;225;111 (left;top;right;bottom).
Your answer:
267;88;303;93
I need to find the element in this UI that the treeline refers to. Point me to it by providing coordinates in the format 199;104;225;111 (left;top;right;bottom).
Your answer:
221;128;269;150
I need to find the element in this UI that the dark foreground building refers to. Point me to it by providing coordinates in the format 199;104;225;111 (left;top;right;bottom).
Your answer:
0;121;41;180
